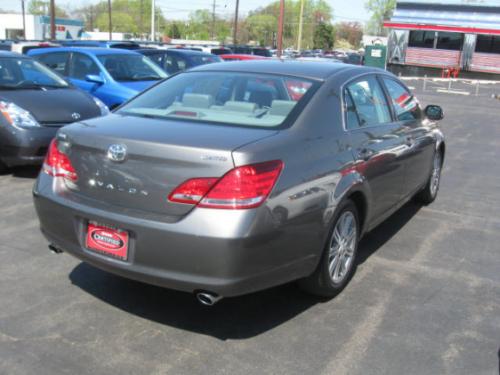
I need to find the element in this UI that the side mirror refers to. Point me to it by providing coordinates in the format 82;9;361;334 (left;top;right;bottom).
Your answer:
425;105;444;121
85;74;104;85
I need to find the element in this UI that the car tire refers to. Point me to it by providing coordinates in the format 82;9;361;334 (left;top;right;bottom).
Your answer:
415;150;443;205
299;199;359;297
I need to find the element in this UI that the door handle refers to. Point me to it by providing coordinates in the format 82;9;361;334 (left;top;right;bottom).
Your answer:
405;137;414;147
358;148;375;161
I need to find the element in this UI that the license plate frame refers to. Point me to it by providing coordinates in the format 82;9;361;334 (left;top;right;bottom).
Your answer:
85;221;129;261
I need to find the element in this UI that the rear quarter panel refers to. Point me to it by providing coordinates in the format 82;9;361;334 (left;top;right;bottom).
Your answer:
232;75;362;270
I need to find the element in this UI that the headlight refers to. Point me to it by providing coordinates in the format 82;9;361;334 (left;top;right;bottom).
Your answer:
0;101;40;128
92;96;110;116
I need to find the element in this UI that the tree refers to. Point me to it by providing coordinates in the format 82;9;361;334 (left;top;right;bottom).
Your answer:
335;22;363;48
28;0;68;17
365;0;396;36
245;14;276;46
169;23;182;39
74;0;166;37
313;22;334;49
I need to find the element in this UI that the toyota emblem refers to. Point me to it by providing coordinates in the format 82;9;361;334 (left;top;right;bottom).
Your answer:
107;144;127;162
71;112;81;120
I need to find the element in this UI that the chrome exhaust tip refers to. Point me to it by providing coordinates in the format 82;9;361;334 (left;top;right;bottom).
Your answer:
48;244;63;254
196;292;223;306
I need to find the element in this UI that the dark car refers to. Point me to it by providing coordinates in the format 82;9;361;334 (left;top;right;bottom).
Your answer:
136;48;221;75
342;52;363;65
0;51;108;172
33;61;445;305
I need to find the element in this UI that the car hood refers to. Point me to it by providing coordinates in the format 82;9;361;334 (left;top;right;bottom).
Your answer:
119;80;159;93
0;88;101;125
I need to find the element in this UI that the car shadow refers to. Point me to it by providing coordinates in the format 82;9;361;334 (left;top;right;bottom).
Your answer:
68;201;423;340
357;201;422;265
1;166;40;179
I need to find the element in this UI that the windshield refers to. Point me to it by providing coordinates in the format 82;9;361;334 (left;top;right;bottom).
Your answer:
118;71;318;128
0;57;69;89
97;54;167;82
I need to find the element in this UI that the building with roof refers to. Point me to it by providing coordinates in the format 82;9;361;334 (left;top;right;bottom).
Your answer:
0;14;84;40
384;0;500;75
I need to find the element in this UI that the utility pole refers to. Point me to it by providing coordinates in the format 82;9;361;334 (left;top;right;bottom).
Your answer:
107;0;112;40
277;0;284;57
21;0;26;39
140;0;143;38
211;0;216;40
233;0;239;45
151;0;155;41
297;0;304;51
50;0;56;40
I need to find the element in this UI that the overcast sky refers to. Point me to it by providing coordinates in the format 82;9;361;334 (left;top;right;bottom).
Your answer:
0;0;370;23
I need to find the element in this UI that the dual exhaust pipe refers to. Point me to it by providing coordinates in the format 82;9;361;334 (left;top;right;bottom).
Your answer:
49;244;223;306
196;292;223;306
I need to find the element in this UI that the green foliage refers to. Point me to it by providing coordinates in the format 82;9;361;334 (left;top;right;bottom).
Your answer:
74;0;166;36
313;22;334;49
364;0;396;36
28;0;68;17
334;38;354;50
335;22;363;48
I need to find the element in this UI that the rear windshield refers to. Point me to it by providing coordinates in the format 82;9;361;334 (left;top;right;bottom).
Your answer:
118;71;318;128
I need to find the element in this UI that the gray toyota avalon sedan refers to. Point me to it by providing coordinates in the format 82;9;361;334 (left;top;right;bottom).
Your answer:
33;61;445;305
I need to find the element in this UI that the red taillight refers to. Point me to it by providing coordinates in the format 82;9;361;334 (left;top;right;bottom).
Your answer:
43;139;78;182
168;177;218;204
169;160;283;209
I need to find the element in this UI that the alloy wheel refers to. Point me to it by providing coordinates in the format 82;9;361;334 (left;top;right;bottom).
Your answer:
328;211;357;284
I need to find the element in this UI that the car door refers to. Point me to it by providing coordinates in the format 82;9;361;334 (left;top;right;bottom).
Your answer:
67;52;102;91
380;76;436;196
344;75;408;222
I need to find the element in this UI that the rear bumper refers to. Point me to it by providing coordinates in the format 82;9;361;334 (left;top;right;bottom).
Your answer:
33;174;321;297
0;125;58;167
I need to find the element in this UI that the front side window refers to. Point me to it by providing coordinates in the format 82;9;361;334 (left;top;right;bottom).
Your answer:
117;71;318;128
382;78;422;121
97;54;167;82
408;30;436;48
436;32;463;51
0;57;69;88
165;55;187;74
344;76;391;129
70;53;100;80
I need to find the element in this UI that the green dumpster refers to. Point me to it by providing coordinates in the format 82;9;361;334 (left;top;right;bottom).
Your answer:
364;45;387;69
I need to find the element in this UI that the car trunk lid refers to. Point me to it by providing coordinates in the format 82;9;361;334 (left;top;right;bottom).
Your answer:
58;114;278;218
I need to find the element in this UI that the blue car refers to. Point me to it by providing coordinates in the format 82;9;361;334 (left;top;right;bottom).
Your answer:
28;47;167;109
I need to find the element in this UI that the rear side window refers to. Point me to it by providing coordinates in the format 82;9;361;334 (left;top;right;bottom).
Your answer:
382;78;422;121
36;52;69;75
344;76;391;129
69;53;100;80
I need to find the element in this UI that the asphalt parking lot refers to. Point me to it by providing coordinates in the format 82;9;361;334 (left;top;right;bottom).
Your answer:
1;83;499;375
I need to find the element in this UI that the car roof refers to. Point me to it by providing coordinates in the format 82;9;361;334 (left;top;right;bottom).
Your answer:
0;50;25;58
191;60;376;80
137;48;215;57
28;47;141;56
